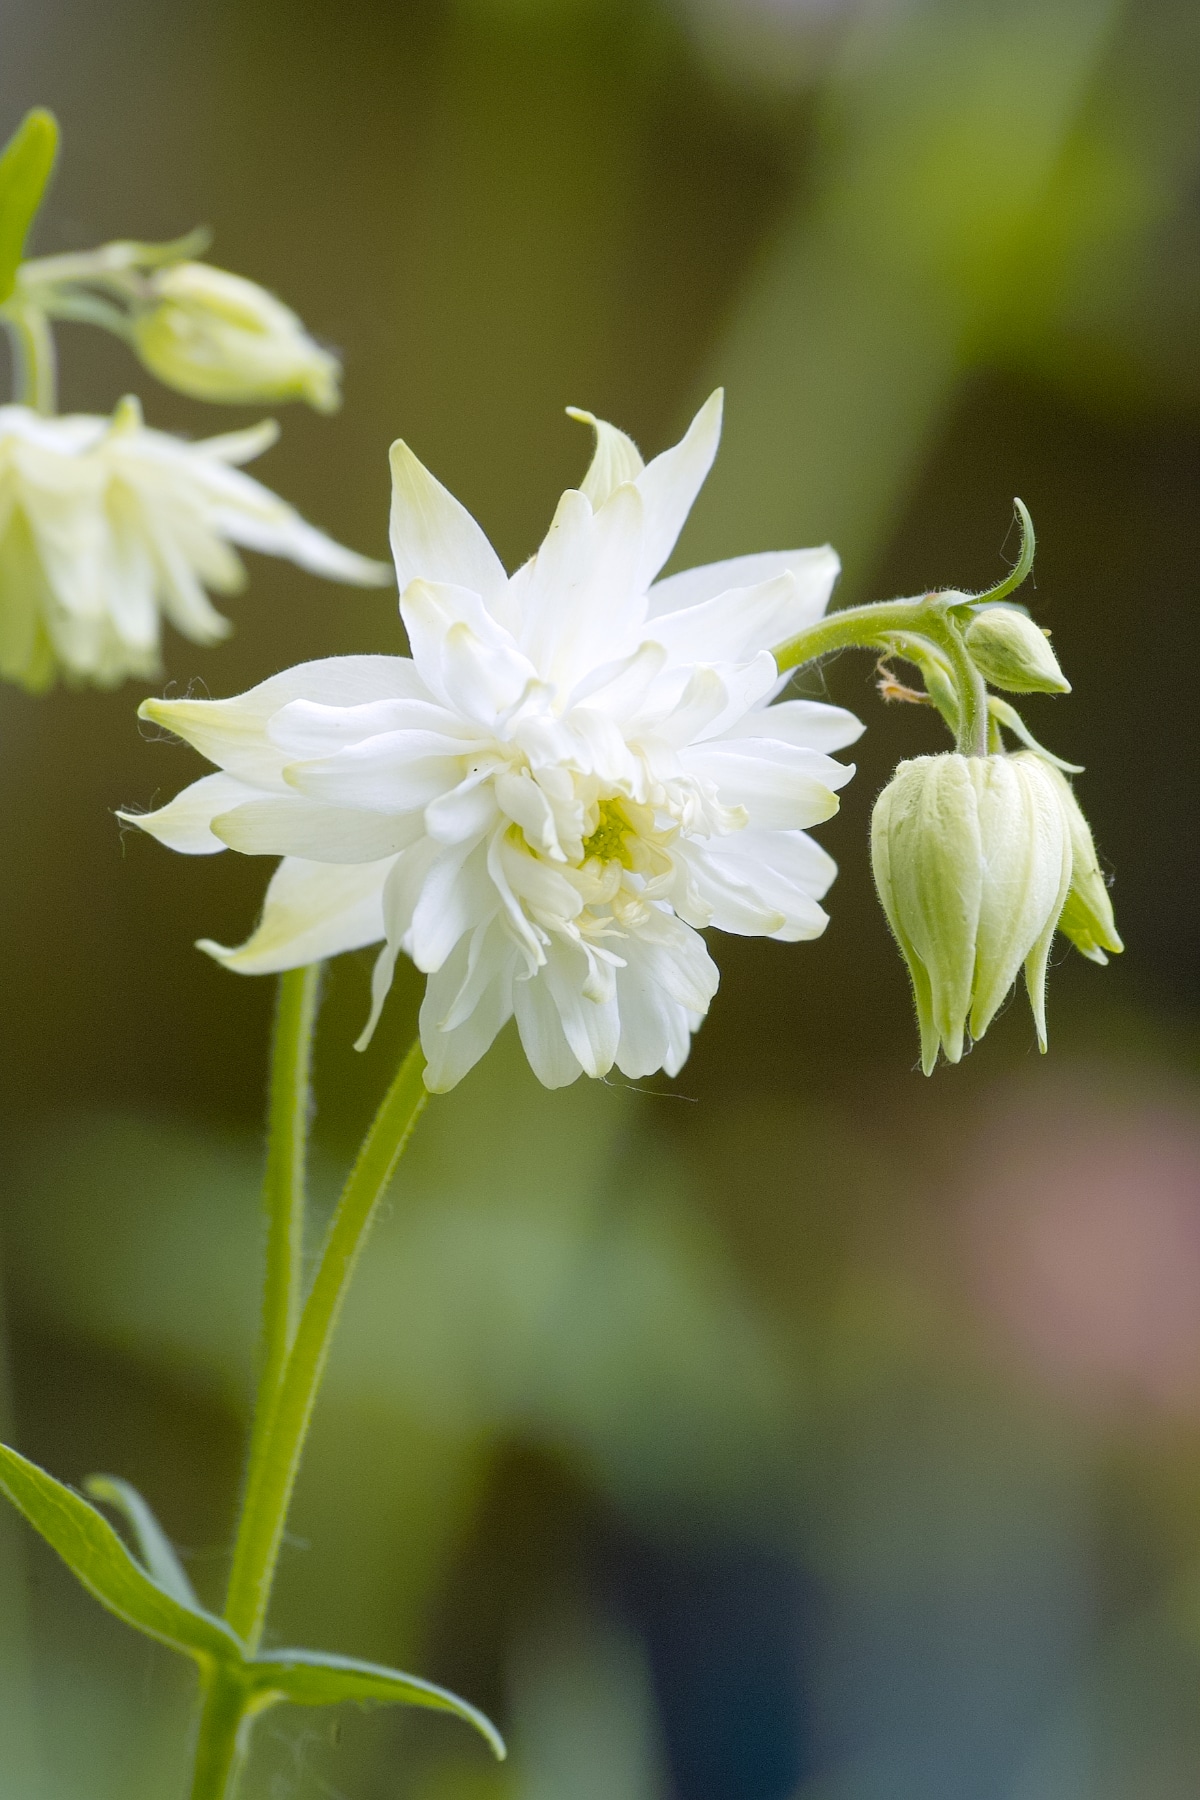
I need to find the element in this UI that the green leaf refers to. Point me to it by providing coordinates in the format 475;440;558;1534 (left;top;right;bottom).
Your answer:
0;1442;242;1665
0;110;59;305
248;1648;506;1758
84;1473;200;1609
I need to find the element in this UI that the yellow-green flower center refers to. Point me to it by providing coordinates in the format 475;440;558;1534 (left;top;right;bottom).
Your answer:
582;798;636;868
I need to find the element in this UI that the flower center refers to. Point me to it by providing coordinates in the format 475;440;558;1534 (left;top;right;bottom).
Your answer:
581;797;637;869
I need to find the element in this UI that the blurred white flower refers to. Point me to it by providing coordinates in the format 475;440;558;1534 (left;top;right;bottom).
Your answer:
128;392;860;1091
130;262;342;412
0;397;390;688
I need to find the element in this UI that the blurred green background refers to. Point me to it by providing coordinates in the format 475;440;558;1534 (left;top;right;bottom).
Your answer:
2;0;1200;1794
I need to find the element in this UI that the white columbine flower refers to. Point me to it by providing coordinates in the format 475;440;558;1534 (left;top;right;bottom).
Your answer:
0;397;390;689
127;392;861;1091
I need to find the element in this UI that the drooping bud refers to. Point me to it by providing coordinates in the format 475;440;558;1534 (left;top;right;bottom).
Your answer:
1034;759;1123;965
871;752;1072;1073
130;262;340;412
964;606;1069;694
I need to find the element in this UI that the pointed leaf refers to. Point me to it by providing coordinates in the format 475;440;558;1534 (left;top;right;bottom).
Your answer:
0;1443;242;1664
0;110;59;304
248;1648;505;1758
84;1474;200;1609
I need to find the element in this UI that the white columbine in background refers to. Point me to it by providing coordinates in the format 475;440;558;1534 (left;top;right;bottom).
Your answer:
127;392;862;1090
0;397;389;688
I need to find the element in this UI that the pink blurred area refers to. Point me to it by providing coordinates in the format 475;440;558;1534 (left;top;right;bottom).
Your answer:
963;1076;1200;1420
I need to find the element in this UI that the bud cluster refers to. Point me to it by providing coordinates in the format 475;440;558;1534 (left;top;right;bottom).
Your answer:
866;541;1120;1072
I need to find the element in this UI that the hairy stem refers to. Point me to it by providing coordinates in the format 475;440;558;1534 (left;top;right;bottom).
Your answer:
188;1666;253;1800
772;593;989;755
222;1037;428;1652
253;965;323;1446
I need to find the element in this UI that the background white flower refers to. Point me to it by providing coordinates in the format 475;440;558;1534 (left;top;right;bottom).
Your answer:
0;397;390;689
128;392;862;1090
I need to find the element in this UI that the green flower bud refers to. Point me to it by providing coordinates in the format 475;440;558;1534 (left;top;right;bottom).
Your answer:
1036;761;1123;965
964;606;1070;694
871;752;1071;1074
131;262;340;412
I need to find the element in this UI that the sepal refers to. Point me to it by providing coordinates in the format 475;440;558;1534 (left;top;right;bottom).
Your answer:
0;109;58;305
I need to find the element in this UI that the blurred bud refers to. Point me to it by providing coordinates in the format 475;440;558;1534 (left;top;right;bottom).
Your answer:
964;606;1069;693
871;752;1071;1074
1037;760;1123;965
131;262;340;412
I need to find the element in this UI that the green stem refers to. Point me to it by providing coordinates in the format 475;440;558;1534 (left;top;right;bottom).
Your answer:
3;303;55;411
222;1037;428;1652
253;965;323;1445
188;1666;254;1800
772;593;989;756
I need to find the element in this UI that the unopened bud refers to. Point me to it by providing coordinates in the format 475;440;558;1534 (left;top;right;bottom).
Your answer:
1035;760;1123;964
131;262;340;412
964;606;1069;694
871;752;1071;1074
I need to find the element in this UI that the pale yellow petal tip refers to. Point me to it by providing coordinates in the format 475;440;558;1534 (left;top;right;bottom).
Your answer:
196;936;239;967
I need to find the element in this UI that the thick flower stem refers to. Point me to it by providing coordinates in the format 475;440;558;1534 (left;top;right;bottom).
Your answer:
249;964;323;1465
771;594;989;756
188;1666;253;1800
222;1037;429;1653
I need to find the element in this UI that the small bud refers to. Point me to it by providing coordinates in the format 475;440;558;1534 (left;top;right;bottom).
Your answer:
871;752;1071;1073
131;262;340;412
964;606;1070;694
1036;761;1123;965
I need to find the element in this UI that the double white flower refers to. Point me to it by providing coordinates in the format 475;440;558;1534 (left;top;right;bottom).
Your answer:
129;393;861;1090
0;398;389;689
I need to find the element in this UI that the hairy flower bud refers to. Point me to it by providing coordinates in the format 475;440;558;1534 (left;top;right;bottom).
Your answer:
1036;760;1123;965
871;752;1071;1073
964;606;1069;694
131;262;340;412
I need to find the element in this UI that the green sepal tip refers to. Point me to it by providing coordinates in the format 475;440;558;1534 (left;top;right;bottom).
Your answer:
0;109;59;305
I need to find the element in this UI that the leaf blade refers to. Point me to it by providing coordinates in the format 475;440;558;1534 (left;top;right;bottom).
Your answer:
0;110;59;305
249;1648;506;1758
0;1442;241;1665
84;1473;200;1610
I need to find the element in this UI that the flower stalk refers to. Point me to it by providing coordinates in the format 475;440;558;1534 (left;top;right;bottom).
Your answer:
221;1036;429;1651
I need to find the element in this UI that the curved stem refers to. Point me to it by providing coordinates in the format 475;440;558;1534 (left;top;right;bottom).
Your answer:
223;1038;428;1652
772;596;938;674
3;304;55;411
771;593;990;756
939;615;989;757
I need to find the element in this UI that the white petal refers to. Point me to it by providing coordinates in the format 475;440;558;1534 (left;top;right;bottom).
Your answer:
420;921;517;1092
634;390;723;589
680;830;834;940
684;741;852;830
119;771;255;854
647;545;839;621
200;856;390;973
213;797;425;862
401;579;535;719
269;696;482;760
389;439;508;605
511;482;644;684
648;573;812;667
139;657;427;790
726;697;864;754
409;837;496;973
513;965;583;1088
284;733;469;812
566;407;645;509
